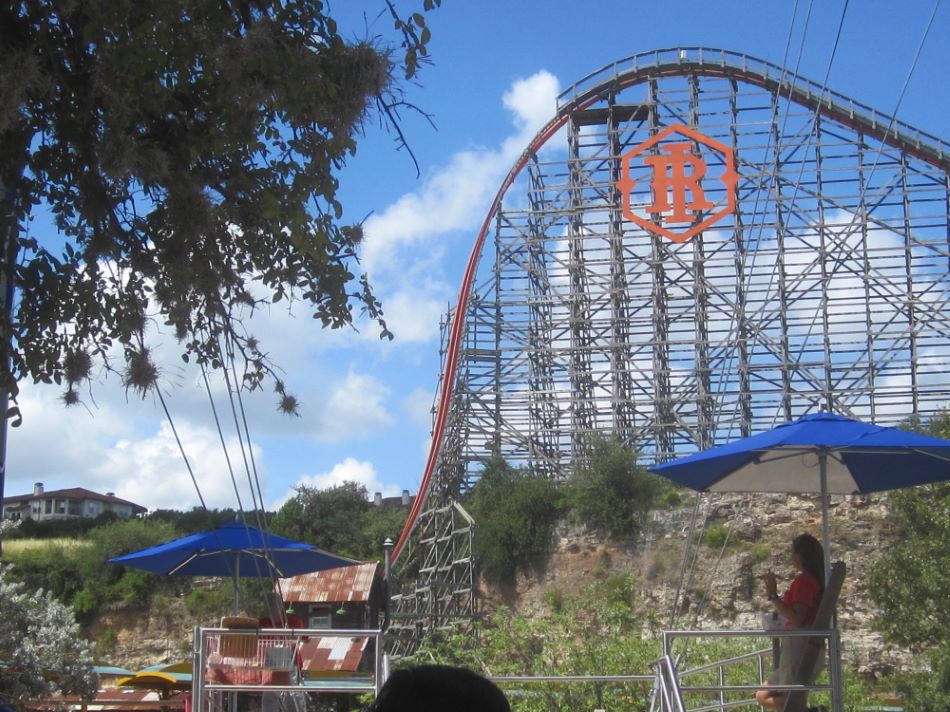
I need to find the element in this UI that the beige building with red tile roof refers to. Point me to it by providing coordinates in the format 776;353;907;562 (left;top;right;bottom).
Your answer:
1;482;146;521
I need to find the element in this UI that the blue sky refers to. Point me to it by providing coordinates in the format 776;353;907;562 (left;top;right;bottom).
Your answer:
7;0;949;513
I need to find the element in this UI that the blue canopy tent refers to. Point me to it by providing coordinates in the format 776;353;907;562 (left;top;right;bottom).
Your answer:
109;521;357;613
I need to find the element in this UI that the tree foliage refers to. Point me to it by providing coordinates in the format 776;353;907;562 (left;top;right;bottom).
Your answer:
867;410;950;712
0;565;98;708
0;0;439;408
568;435;668;538
271;481;406;560
465;457;563;587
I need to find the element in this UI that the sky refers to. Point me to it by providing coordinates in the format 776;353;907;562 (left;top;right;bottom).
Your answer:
6;0;950;516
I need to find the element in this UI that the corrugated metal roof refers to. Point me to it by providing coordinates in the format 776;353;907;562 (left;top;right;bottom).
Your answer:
297;636;367;672
278;561;378;604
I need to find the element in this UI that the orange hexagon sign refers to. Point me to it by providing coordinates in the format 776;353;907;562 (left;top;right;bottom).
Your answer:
615;124;738;243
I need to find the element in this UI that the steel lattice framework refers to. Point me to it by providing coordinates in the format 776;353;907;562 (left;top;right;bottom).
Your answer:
387;47;950;651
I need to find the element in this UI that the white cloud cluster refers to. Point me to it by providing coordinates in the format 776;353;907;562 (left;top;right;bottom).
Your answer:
6;381;263;511
311;371;394;442
272;457;400;509
361;70;561;344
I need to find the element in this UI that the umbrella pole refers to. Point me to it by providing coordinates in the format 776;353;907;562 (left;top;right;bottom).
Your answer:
820;452;843;712
819;452;832;585
233;556;240;616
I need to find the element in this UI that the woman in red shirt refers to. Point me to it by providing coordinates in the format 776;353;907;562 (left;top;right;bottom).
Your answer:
755;533;825;710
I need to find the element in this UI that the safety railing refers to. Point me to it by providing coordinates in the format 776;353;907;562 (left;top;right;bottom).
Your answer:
192;627;382;712
660;628;835;712
656;654;688;712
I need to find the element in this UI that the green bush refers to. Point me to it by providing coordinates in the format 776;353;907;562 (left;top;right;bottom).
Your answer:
703;524;730;550
567;435;667;538
467;457;563;587
71;588;99;624
543;587;565;612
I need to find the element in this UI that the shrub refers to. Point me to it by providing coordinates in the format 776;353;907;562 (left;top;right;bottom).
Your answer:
703;524;730;550
567;435;667;538
544;587;565;612
467;457;562;587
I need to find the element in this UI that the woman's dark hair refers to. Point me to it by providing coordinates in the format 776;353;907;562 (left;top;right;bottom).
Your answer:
792;533;825;591
371;665;510;712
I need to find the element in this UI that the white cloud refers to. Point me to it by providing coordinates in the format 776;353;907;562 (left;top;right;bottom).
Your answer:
383;291;448;344
360;70;561;344
6;381;265;511
312;371;394;442
272;457;400;509
91;421;265;512
500;70;562;151
402;387;434;429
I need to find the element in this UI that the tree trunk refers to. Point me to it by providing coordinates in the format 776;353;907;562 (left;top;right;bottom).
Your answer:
0;123;33;548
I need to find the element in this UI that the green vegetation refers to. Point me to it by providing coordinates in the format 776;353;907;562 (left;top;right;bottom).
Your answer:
867;410;950;712
2;493;406;627
407;574;883;712
270;481;408;560
466;458;563;587
0;565;97;707
465;439;674;587
702;524;731;550
568;435;669;538
4;517;176;623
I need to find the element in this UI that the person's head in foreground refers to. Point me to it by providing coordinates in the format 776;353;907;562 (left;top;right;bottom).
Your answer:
370;665;510;712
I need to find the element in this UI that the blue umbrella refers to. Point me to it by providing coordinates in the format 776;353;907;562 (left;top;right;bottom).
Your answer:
650;411;950;569
109;521;357;612
649;411;950;712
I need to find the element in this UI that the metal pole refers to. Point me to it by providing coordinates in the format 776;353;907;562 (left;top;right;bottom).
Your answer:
820;451;843;712
383;537;393;631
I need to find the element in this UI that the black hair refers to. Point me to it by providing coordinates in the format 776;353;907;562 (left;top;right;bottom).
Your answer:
371;665;510;712
792;533;825;592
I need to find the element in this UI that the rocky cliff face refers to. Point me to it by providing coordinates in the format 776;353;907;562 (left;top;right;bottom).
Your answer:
496;492;911;681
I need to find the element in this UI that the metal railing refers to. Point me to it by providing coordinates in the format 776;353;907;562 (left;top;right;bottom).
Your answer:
659;628;836;712
191;627;382;712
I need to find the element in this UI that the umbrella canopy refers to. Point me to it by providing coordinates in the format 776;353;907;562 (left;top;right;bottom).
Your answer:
109;521;356;579
109;521;358;614
117;670;192;693
650;411;950;494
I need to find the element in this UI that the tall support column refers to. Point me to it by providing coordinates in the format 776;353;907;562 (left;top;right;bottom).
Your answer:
771;90;794;421
729;79;753;437
647;79;675;458
689;73;714;449
814;118;836;413
567;115;595;456
899;153;920;415
856;135;877;421
607;97;639;446
525;158;561;477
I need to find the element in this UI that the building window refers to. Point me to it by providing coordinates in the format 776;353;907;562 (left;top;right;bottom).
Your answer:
308;605;332;629
45;500;52;514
